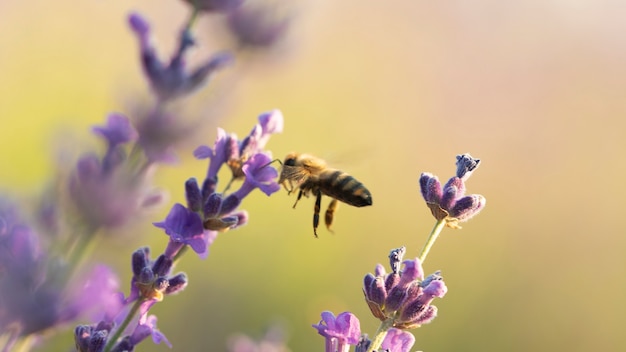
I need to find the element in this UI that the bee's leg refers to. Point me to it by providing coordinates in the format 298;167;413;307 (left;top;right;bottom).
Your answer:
312;190;321;238
292;189;304;209
324;199;338;233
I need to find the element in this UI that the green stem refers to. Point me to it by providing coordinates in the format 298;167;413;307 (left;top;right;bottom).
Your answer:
186;3;200;32
369;318;394;351
103;299;144;352
172;245;189;264
418;219;446;264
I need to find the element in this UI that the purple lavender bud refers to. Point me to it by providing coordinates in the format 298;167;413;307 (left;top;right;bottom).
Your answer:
165;273;188;295
220;194;241;215
374;263;386;277
449;194;486;222
363;273;375;292
422;279;448;300
92;113;138;148
380;328;415;352
366;276;387;308
388;246;406;274
139;267;155;285
385;272;400;292
419;173;443;204
440;177;463;211
398;259;424;287
185;178;203;212
403;282;422;306
88;330;108;352
132;247;150;276
385;285;407;313
151;255;173;277
204;193;224;219
455;153;480;181
420;270;442;288
398;305;438;329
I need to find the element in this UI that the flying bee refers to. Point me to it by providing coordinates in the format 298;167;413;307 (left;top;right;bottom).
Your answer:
278;152;373;237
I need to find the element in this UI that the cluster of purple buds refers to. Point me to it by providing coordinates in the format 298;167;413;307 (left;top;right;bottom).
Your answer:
74;247;184;351
128;12;233;103
75;313;169;352
154;110;282;259
68;113;162;229
419;153;486;229
363;247;448;330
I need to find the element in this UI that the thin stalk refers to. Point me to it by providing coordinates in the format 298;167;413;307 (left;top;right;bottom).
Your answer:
418;219;446;264
103;299;144;352
368;318;394;351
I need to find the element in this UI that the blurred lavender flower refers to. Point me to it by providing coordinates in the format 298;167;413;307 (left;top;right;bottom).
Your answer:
419;153;485;229
180;0;245;13
68;113;163;230
128;12;233;102
380;328;416;352
0;200;121;347
228;325;290;352
363;248;447;330
312;311;361;352
226;2;291;50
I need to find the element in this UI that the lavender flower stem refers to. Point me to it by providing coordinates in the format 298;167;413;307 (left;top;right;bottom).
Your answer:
103;299;144;352
172;244;190;264
369;317;394;351
418;219;446;264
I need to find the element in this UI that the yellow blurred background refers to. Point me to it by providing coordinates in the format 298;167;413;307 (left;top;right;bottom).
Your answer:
2;0;626;351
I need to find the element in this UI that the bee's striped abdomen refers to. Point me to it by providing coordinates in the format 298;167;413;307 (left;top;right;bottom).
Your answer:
318;170;373;207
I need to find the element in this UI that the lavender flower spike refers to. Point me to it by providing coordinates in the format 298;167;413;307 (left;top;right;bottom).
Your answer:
419;153;486;229
312;311;361;352
128;12;233;102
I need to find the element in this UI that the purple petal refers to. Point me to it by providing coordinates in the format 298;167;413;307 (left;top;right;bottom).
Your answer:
193;145;213;159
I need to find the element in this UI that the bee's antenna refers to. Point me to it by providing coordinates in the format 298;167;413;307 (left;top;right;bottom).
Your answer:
262;158;283;168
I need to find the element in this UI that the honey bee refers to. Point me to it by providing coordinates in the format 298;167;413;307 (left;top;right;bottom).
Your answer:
278;152;373;237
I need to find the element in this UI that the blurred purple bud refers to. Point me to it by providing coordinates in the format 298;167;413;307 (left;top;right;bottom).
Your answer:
92;113;138;148
227;3;291;49
380;328;415;352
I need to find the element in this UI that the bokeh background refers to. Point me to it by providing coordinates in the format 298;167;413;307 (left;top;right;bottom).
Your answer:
2;0;626;351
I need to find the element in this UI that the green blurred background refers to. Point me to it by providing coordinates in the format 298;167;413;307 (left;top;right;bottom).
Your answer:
2;0;626;351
